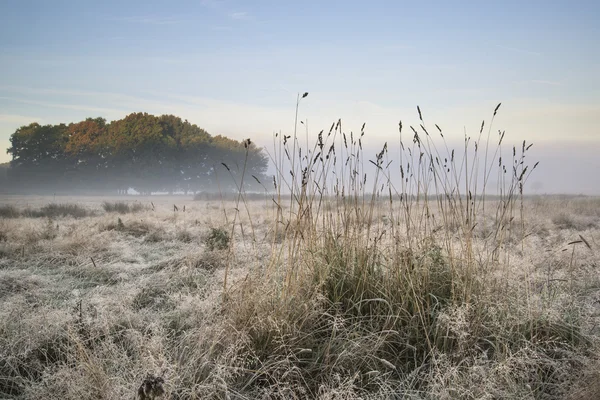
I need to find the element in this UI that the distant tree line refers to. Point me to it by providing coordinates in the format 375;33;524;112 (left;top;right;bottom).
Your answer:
4;113;270;195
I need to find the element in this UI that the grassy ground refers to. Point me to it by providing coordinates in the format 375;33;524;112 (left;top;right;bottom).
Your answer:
0;195;598;399
1;108;600;399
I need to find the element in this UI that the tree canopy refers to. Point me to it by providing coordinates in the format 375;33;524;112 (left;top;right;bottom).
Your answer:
5;113;269;194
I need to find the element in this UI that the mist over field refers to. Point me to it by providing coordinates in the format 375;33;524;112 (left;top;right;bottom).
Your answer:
2;111;599;197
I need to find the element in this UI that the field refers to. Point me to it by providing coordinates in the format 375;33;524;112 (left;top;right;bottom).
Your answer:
0;193;599;399
0;109;599;399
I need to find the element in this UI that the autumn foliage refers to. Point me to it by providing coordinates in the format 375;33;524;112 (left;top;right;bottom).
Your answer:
5;113;269;194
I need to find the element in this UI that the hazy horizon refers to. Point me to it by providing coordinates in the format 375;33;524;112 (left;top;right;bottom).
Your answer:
1;0;599;194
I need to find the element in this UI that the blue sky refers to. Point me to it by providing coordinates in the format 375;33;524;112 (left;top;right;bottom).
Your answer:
1;0;599;193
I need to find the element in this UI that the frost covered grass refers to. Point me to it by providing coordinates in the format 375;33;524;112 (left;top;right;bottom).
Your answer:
1;107;600;398
0;194;599;399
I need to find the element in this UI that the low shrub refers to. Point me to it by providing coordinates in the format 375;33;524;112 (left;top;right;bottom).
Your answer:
102;218;156;238
102;201;145;214
552;212;596;230
22;203;91;219
204;227;230;251
176;229;194;243
0;205;20;218
132;285;174;311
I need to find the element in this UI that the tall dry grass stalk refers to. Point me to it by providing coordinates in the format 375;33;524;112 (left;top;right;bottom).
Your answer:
264;103;537;298
219;104;594;398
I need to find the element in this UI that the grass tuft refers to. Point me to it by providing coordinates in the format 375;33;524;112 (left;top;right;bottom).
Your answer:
23;203;91;219
0;204;20;218
552;212;596;230
102;201;145;214
204;227;230;251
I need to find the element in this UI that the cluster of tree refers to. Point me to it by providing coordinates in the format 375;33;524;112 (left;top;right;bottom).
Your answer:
4;113;270;194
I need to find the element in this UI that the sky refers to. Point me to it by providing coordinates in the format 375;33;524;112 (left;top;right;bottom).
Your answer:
1;0;599;194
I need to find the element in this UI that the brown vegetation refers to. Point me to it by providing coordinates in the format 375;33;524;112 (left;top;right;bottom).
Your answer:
0;107;599;398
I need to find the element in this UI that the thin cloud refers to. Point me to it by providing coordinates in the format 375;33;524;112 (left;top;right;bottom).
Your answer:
0;96;126;115
496;44;541;56
141;56;188;65
381;44;413;52
211;26;233;31
113;15;181;25
0;114;43;125
230;12;250;20
531;80;563;86
200;0;224;9
0;86;144;102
